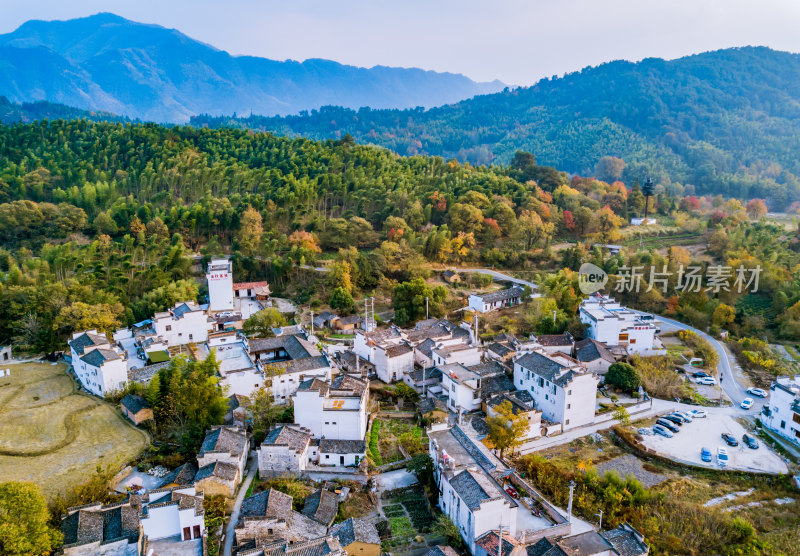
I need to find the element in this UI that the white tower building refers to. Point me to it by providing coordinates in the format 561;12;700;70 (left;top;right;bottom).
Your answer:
207;258;234;312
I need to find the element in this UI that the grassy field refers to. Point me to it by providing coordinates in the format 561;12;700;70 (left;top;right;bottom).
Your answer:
0;362;148;500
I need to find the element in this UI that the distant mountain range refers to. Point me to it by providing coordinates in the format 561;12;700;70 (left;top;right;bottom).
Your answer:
0;13;504;123
194;47;800;204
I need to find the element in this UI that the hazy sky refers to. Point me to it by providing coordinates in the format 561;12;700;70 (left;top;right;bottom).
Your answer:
2;0;800;85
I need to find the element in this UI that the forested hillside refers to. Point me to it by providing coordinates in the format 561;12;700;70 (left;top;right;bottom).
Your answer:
1;119;799;356
0;96;129;125
0;13;504;122
194;47;800;205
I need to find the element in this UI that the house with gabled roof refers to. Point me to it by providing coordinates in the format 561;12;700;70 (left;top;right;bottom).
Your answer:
329;517;380;556
69;329;128;398
248;333;332;402
531;333;574;356
61;485;207;555
293;375;369;441
197;425;250;477
513;349;598;430
153;300;212;346
428;423;571;554
234;488;327;545
258;424;312;475
120;394;153;424
573;338;616;375
193;460;241;498
468;286;526;313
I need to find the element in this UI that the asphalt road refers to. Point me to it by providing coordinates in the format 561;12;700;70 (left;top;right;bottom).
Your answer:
649;314;765;413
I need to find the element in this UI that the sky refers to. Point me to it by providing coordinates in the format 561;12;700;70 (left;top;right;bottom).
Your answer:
2;0;800;85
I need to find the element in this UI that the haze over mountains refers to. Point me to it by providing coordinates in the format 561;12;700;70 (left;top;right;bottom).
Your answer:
0;13;505;123
196;47;800;204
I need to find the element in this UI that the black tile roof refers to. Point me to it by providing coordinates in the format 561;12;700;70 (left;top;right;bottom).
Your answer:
194;460;239;482
329;517;380;546
161;462;197;486
535;333;573;347
480;373;515;401
127;361;170;383
80;348;119;367
120;394;149;414
68;332;108;355
448;470;490;510
574;338;615;363
240;488;292;520
301;489;339;526
478;286;524;304
199;426;248;458
263;425;311;452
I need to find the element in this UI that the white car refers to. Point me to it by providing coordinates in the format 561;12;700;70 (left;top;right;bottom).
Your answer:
740;397;754;410
690;409;708;418
717;446;729;468
747;387;768;398
695;376;717;385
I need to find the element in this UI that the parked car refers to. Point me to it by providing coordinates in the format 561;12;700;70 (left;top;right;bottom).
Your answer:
747;387;768;398
717;447;729;468
653;424;674;438
675;368;686;374
505;486;519;499
740;397;754;410
695;377;717;386
721;433;739;446
656;419;680;433
742;434;759;450
671;412;693;423
663;415;684;426
638;427;654;436
693;371;711;378
701;447;712;462
690;409;708;418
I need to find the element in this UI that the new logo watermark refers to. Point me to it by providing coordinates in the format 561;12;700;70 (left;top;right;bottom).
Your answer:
579;263;608;294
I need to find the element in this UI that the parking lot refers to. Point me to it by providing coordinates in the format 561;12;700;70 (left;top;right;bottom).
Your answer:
640;412;788;474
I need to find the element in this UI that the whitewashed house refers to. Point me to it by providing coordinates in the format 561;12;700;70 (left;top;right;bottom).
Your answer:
579;293;664;355
439;362;513;415
432;343;482;368
292;375;369;441
762;376;800;448
428;423;571;554
467;286;526;313
139;486;207;544
354;328;413;383
68;330;128;398
514;350;598;430
197;426;250;478
531;333;574;356
249;334;332;402
258;424;313;476
153;301;211;346
61;485;207;554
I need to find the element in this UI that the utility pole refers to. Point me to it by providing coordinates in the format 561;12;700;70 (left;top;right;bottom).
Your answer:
425;296;429;320
596;509;603;531
497;522;506;556
364;298;369;333
310;311;314;338
567;481;575;523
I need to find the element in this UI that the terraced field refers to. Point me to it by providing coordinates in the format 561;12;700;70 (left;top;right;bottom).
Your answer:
0;362;148;499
